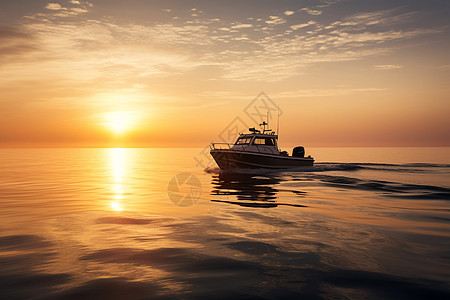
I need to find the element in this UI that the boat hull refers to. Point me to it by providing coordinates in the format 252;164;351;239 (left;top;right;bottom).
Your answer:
210;149;314;170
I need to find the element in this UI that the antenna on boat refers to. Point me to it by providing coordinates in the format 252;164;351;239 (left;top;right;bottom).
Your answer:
260;111;273;133
276;104;280;136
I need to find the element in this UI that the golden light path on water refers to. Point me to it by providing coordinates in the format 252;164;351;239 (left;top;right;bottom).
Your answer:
110;148;125;212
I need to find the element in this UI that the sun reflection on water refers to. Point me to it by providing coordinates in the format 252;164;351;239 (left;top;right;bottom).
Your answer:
110;201;123;211
110;148;127;211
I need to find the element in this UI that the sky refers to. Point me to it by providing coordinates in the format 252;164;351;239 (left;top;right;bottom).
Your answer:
0;0;449;147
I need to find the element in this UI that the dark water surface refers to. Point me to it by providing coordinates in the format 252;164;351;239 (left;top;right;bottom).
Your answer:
0;148;449;299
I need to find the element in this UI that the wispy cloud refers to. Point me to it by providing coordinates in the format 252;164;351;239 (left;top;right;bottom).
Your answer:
326;9;416;30
437;64;450;70
29;1;91;19
374;64;403;70
265;16;286;25
1;4;444;86
46;3;63;10
300;8;322;16
274;87;387;98
231;23;253;29
291;21;316;30
0;27;39;63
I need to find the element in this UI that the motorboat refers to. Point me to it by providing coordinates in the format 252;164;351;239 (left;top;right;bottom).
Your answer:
210;121;314;170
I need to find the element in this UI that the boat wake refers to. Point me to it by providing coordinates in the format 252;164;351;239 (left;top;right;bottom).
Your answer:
205;163;361;174
206;162;450;175
206;162;450;201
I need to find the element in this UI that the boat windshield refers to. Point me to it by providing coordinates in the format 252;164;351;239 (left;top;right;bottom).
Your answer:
235;137;252;145
253;137;276;146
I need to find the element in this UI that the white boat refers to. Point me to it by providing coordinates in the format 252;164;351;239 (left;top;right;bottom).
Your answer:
210;121;314;170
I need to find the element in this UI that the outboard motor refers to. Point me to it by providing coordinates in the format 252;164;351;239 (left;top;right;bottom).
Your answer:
292;146;305;157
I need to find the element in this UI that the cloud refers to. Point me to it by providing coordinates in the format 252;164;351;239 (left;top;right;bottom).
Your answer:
1;18;218;81
265;16;286;25
291;21;316;30
331;29;438;46
38;1;91;18
274;88;387;98
232;36;249;41
300;8;322;16
329;9;416;30
0;26;33;39
437;64;450;70
46;3;64;10
374;64;403;70
220;22;439;81
284;11;295;16
71;7;88;13
0;27;39;62
231;23;253;29
1;5;443;85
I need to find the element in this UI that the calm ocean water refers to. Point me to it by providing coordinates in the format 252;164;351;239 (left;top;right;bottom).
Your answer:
0;147;449;299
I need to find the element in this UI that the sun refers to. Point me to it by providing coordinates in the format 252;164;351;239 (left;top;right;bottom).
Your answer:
103;111;135;135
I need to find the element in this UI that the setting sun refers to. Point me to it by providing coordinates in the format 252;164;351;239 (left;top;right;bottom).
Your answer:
103;111;136;135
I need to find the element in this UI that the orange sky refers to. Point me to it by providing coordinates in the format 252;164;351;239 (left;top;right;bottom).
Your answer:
0;0;449;147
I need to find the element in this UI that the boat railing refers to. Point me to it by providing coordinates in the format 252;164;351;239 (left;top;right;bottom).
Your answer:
209;143;233;150
210;143;280;155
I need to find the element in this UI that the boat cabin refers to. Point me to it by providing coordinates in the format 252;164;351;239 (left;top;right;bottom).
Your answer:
231;131;280;155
